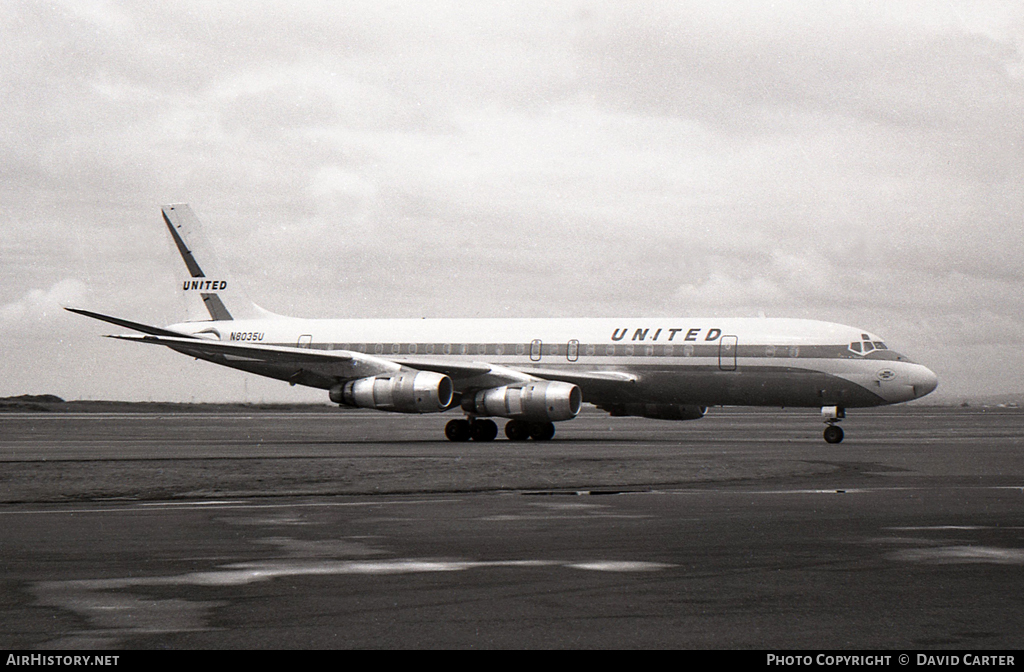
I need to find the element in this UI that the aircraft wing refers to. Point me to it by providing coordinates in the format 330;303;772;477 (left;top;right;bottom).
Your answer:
390;358;529;384
506;367;639;401
106;333;636;394
107;334;521;389
70;307;535;389
522;368;639;385
110;334;360;365
72;308;640;394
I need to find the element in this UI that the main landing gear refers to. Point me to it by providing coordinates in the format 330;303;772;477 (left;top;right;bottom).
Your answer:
445;418;556;442
821;406;845;444
445;418;497;442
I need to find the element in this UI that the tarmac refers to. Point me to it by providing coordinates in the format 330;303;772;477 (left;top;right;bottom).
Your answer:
1;406;1022;649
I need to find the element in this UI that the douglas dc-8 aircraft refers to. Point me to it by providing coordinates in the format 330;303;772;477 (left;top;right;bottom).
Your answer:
70;204;937;444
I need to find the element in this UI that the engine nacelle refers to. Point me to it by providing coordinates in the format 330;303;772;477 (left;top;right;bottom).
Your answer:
330;371;454;413
601;403;707;421
462;381;582;422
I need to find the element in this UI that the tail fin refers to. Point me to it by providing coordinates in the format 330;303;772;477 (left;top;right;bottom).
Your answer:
161;204;265;322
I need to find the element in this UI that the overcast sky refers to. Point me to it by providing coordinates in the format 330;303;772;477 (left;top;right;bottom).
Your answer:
2;1;1022;403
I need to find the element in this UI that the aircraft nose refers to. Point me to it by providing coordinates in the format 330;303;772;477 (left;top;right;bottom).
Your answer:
912;366;938;398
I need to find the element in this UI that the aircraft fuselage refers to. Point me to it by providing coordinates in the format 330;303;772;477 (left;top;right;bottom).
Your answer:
167;316;937;409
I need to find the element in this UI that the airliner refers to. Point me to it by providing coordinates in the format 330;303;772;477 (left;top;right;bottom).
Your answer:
69;204;938;443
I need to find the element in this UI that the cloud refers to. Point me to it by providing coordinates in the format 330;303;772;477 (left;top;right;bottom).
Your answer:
0;280;89;332
1;2;1022;398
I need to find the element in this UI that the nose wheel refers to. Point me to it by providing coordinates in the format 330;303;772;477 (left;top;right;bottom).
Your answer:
821;406;845;444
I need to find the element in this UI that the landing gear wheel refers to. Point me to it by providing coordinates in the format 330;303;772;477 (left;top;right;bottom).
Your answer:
445;419;472;442
470;419;498;442
823;425;844;444
820;406;846;444
504;420;530;441
528;422;556;441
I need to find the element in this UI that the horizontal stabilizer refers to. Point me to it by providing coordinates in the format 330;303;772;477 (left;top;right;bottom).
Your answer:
65;308;197;339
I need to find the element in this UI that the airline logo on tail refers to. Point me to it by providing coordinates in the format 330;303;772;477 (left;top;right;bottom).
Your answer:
161;204;236;322
182;280;229;291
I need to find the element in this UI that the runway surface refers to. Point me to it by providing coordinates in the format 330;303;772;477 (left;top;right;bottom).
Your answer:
1;406;1023;649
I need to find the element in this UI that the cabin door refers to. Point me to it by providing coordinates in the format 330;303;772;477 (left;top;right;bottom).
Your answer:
718;335;738;371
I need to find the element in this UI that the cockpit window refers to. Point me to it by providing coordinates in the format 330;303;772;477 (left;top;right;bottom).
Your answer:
849;337;888;356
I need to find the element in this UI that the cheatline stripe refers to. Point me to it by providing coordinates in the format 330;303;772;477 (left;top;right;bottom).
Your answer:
242;340;902;362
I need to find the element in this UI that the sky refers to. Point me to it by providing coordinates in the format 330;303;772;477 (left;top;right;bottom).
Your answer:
1;1;1022;403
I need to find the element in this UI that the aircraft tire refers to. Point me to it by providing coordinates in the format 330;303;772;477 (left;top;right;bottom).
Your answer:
504;420;530;441
445;419;472;442
823;425;844;444
529;422;556;441
471;419;498;442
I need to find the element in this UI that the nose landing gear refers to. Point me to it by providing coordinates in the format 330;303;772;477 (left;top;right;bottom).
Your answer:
821;406;845;444
823;424;844;444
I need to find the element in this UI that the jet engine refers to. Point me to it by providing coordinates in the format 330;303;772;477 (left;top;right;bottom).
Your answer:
600;403;707;421
330;371;454;413
462;381;582;422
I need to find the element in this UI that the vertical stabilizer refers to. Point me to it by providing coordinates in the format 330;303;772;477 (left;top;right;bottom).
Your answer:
161;204;262;322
